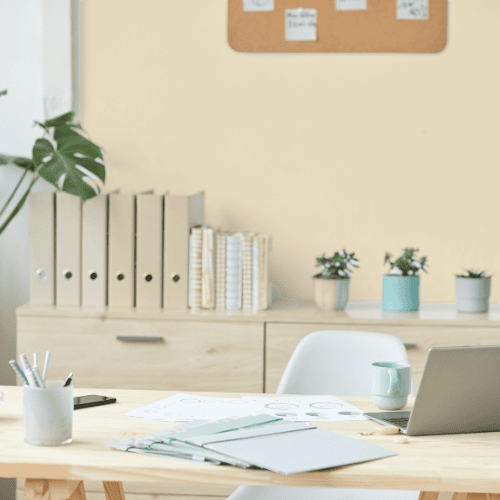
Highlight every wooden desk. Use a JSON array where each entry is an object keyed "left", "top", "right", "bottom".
[{"left": 2, "top": 386, "right": 500, "bottom": 500}]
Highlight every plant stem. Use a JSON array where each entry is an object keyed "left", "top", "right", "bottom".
[
  {"left": 0, "top": 167, "right": 29, "bottom": 218},
  {"left": 0, "top": 174, "right": 40, "bottom": 236},
  {"left": 0, "top": 154, "right": 35, "bottom": 171}
]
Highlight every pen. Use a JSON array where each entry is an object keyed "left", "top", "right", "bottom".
[
  {"left": 24, "top": 367, "right": 39, "bottom": 388},
  {"left": 32, "top": 366, "right": 46, "bottom": 388},
  {"left": 42, "top": 351, "right": 50, "bottom": 382},
  {"left": 9, "top": 360, "right": 29, "bottom": 385},
  {"left": 32, "top": 352, "right": 46, "bottom": 388},
  {"left": 19, "top": 353, "right": 33, "bottom": 374},
  {"left": 62, "top": 372, "right": 73, "bottom": 387},
  {"left": 20, "top": 354, "right": 40, "bottom": 387}
]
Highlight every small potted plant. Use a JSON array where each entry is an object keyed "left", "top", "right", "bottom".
[
  {"left": 455, "top": 269, "right": 492, "bottom": 313},
  {"left": 313, "top": 250, "right": 359, "bottom": 311},
  {"left": 383, "top": 248, "right": 427, "bottom": 312}
]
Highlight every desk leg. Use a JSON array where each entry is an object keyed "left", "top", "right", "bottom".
[
  {"left": 419, "top": 493, "right": 440, "bottom": 500},
  {"left": 102, "top": 482, "right": 126, "bottom": 500},
  {"left": 419, "top": 493, "right": 500, "bottom": 500},
  {"left": 23, "top": 479, "right": 87, "bottom": 500}
]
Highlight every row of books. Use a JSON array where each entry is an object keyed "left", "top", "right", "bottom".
[
  {"left": 29, "top": 190, "right": 204, "bottom": 309},
  {"left": 188, "top": 228, "right": 271, "bottom": 313}
]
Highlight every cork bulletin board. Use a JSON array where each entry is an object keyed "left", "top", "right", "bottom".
[{"left": 228, "top": 0, "right": 447, "bottom": 53}]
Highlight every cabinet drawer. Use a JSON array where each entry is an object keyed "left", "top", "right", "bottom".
[
  {"left": 17, "top": 316, "right": 264, "bottom": 392},
  {"left": 265, "top": 323, "right": 500, "bottom": 392}
]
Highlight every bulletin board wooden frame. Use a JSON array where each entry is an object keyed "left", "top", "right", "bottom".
[{"left": 228, "top": 0, "right": 447, "bottom": 53}]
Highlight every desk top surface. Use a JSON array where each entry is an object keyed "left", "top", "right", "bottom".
[{"left": 1, "top": 386, "right": 500, "bottom": 493}]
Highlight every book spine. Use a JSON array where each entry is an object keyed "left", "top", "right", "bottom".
[
  {"left": 188, "top": 227, "right": 203, "bottom": 309},
  {"left": 215, "top": 233, "right": 227, "bottom": 312},
  {"left": 257, "top": 235, "right": 267, "bottom": 311},
  {"left": 201, "top": 226, "right": 214, "bottom": 310},
  {"left": 225, "top": 233, "right": 244, "bottom": 311},
  {"left": 241, "top": 234, "right": 254, "bottom": 312},
  {"left": 252, "top": 236, "right": 259, "bottom": 313}
]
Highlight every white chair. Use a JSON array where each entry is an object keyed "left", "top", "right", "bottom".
[{"left": 227, "top": 330, "right": 419, "bottom": 500}]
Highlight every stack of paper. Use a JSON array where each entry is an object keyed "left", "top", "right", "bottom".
[
  {"left": 109, "top": 413, "right": 395, "bottom": 475},
  {"left": 125, "top": 393, "right": 368, "bottom": 423}
]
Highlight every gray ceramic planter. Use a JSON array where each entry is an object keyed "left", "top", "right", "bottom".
[
  {"left": 313, "top": 277, "right": 350, "bottom": 311},
  {"left": 455, "top": 276, "right": 491, "bottom": 313}
]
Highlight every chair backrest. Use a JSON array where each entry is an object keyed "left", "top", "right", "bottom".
[{"left": 276, "top": 330, "right": 415, "bottom": 397}]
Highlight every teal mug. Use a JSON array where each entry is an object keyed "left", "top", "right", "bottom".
[{"left": 372, "top": 361, "right": 411, "bottom": 410}]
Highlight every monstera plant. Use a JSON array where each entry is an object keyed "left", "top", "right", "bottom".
[{"left": 0, "top": 89, "right": 106, "bottom": 236}]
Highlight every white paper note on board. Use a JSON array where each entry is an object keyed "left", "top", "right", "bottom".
[
  {"left": 285, "top": 9, "right": 317, "bottom": 41},
  {"left": 396, "top": 0, "right": 428, "bottom": 20},
  {"left": 243, "top": 0, "right": 274, "bottom": 12},
  {"left": 335, "top": 0, "right": 367, "bottom": 11}
]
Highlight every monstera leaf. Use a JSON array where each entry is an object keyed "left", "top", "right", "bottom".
[
  {"left": 32, "top": 116, "right": 105, "bottom": 201},
  {"left": 0, "top": 108, "right": 107, "bottom": 236}
]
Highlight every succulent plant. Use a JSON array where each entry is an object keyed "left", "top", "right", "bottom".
[
  {"left": 384, "top": 248, "right": 427, "bottom": 277},
  {"left": 314, "top": 250, "right": 359, "bottom": 280},
  {"left": 456, "top": 269, "right": 491, "bottom": 279}
]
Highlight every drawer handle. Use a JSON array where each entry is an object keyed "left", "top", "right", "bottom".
[
  {"left": 116, "top": 336, "right": 165, "bottom": 343},
  {"left": 404, "top": 343, "right": 418, "bottom": 350}
]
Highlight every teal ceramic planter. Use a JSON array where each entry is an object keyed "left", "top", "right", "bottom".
[{"left": 382, "top": 275, "right": 420, "bottom": 312}]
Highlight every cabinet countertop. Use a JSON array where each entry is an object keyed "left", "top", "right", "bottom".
[{"left": 16, "top": 301, "right": 500, "bottom": 327}]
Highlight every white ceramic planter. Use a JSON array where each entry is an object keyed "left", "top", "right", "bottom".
[
  {"left": 313, "top": 277, "right": 350, "bottom": 311},
  {"left": 455, "top": 276, "right": 491, "bottom": 313}
]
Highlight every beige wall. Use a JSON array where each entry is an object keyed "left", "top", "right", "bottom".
[{"left": 80, "top": 1, "right": 500, "bottom": 304}]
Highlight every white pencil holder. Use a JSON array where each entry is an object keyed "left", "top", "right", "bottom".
[{"left": 23, "top": 381, "right": 73, "bottom": 446}]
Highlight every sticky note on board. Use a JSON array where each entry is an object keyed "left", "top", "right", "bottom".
[
  {"left": 335, "top": 0, "right": 367, "bottom": 11},
  {"left": 243, "top": 0, "right": 274, "bottom": 12},
  {"left": 397, "top": 0, "right": 428, "bottom": 20},
  {"left": 285, "top": 9, "right": 317, "bottom": 41}
]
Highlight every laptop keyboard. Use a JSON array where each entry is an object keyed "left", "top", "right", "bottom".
[{"left": 384, "top": 417, "right": 410, "bottom": 429}]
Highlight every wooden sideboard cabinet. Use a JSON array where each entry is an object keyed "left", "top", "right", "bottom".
[
  {"left": 16, "top": 301, "right": 500, "bottom": 500},
  {"left": 264, "top": 302, "right": 500, "bottom": 392}
]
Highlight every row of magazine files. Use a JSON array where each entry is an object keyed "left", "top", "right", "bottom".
[{"left": 29, "top": 189, "right": 270, "bottom": 312}]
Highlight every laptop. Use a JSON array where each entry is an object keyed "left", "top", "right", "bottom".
[{"left": 364, "top": 345, "right": 500, "bottom": 436}]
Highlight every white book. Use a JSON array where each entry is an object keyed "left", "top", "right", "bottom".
[
  {"left": 241, "top": 234, "right": 254, "bottom": 312},
  {"left": 256, "top": 234, "right": 271, "bottom": 311},
  {"left": 215, "top": 232, "right": 228, "bottom": 312},
  {"left": 188, "top": 227, "right": 203, "bottom": 310},
  {"left": 252, "top": 236, "right": 259, "bottom": 313},
  {"left": 226, "top": 233, "right": 244, "bottom": 311},
  {"left": 201, "top": 226, "right": 214, "bottom": 310}
]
